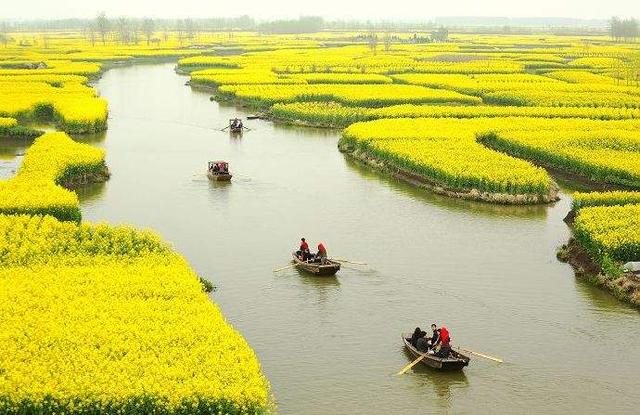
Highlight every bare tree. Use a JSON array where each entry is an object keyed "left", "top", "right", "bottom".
[
  {"left": 177, "top": 20, "right": 185, "bottom": 46},
  {"left": 87, "top": 23, "right": 97, "bottom": 46},
  {"left": 185, "top": 18, "right": 195, "bottom": 43},
  {"left": 0, "top": 23, "right": 10, "bottom": 48},
  {"left": 383, "top": 32, "right": 392, "bottom": 52},
  {"left": 368, "top": 31, "right": 378, "bottom": 54},
  {"left": 42, "top": 33, "right": 49, "bottom": 49},
  {"left": 116, "top": 17, "right": 130, "bottom": 44},
  {"left": 162, "top": 25, "right": 169, "bottom": 42},
  {"left": 143, "top": 18, "right": 156, "bottom": 45},
  {"left": 131, "top": 21, "right": 140, "bottom": 45},
  {"left": 96, "top": 11, "right": 109, "bottom": 45},
  {"left": 610, "top": 17, "right": 639, "bottom": 42}
]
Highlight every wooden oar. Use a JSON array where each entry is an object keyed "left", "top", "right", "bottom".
[
  {"left": 331, "top": 258, "right": 367, "bottom": 266},
  {"left": 273, "top": 263, "right": 295, "bottom": 272},
  {"left": 395, "top": 352, "right": 428, "bottom": 376},
  {"left": 273, "top": 258, "right": 312, "bottom": 272},
  {"left": 457, "top": 347, "right": 503, "bottom": 363}
]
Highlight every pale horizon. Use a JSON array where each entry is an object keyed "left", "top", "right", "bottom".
[{"left": 2, "top": 0, "right": 639, "bottom": 21}]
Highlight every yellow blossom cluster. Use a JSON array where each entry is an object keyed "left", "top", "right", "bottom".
[
  {"left": 0, "top": 215, "right": 270, "bottom": 414},
  {"left": 0, "top": 132, "right": 107, "bottom": 221},
  {"left": 574, "top": 204, "right": 640, "bottom": 263}
]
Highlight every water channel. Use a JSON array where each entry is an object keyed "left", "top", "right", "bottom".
[{"left": 75, "top": 62, "right": 639, "bottom": 414}]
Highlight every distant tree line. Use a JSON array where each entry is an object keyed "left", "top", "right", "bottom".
[
  {"left": 609, "top": 17, "right": 639, "bottom": 42},
  {"left": 0, "top": 15, "right": 440, "bottom": 35},
  {"left": 2, "top": 14, "right": 639, "bottom": 41}
]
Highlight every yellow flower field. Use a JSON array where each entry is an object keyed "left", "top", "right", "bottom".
[
  {"left": 341, "top": 117, "right": 640, "bottom": 200},
  {"left": 0, "top": 132, "right": 107, "bottom": 221},
  {"left": 574, "top": 204, "right": 640, "bottom": 263},
  {"left": 0, "top": 215, "right": 270, "bottom": 414},
  {"left": 218, "top": 83, "right": 482, "bottom": 106},
  {"left": 2, "top": 27, "right": 640, "bottom": 409},
  {"left": 341, "top": 117, "right": 556, "bottom": 202},
  {"left": 572, "top": 191, "right": 640, "bottom": 210}
]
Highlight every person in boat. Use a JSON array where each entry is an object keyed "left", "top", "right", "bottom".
[
  {"left": 316, "top": 242, "right": 328, "bottom": 264},
  {"left": 411, "top": 327, "right": 429, "bottom": 351},
  {"left": 297, "top": 238, "right": 310, "bottom": 261},
  {"left": 231, "top": 118, "right": 243, "bottom": 129},
  {"left": 427, "top": 324, "right": 440, "bottom": 350},
  {"left": 431, "top": 325, "right": 452, "bottom": 358},
  {"left": 219, "top": 162, "right": 228, "bottom": 174}
]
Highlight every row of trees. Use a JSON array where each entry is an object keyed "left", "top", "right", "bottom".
[
  {"left": 363, "top": 27, "right": 449, "bottom": 54},
  {"left": 609, "top": 17, "right": 639, "bottom": 42},
  {"left": 90, "top": 13, "right": 176, "bottom": 45},
  {"left": 86, "top": 14, "right": 331, "bottom": 45},
  {"left": 0, "top": 15, "right": 461, "bottom": 38}
]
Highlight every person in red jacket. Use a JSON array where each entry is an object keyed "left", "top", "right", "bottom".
[
  {"left": 297, "top": 238, "right": 310, "bottom": 261},
  {"left": 433, "top": 326, "right": 451, "bottom": 358},
  {"left": 316, "top": 242, "right": 328, "bottom": 264}
]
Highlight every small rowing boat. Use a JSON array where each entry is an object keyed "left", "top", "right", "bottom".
[
  {"left": 401, "top": 333, "right": 470, "bottom": 371},
  {"left": 291, "top": 253, "right": 340, "bottom": 276},
  {"left": 207, "top": 161, "right": 232, "bottom": 181},
  {"left": 229, "top": 118, "right": 244, "bottom": 133}
]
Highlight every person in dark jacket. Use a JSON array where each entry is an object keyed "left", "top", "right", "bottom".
[
  {"left": 429, "top": 324, "right": 440, "bottom": 349},
  {"left": 410, "top": 327, "right": 426, "bottom": 348}
]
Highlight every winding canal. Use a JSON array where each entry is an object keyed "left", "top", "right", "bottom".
[{"left": 78, "top": 62, "right": 640, "bottom": 414}]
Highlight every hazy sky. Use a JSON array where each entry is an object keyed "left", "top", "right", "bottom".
[{"left": 4, "top": 0, "right": 640, "bottom": 20}]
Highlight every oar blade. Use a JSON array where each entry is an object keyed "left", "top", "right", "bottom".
[
  {"left": 273, "top": 263, "right": 295, "bottom": 272},
  {"left": 458, "top": 347, "right": 503, "bottom": 363},
  {"left": 395, "top": 353, "right": 427, "bottom": 376}
]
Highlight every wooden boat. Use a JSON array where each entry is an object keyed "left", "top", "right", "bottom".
[
  {"left": 401, "top": 333, "right": 470, "bottom": 371},
  {"left": 207, "top": 161, "right": 232, "bottom": 181},
  {"left": 229, "top": 118, "right": 244, "bottom": 133},
  {"left": 208, "top": 171, "right": 232, "bottom": 181},
  {"left": 291, "top": 253, "right": 341, "bottom": 276}
]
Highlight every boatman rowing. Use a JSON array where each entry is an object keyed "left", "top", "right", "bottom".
[
  {"left": 297, "top": 238, "right": 310, "bottom": 261},
  {"left": 316, "top": 242, "right": 328, "bottom": 264}
]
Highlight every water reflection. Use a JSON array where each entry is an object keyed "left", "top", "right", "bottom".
[
  {"left": 75, "top": 182, "right": 107, "bottom": 205},
  {"left": 0, "top": 137, "right": 32, "bottom": 179},
  {"left": 402, "top": 348, "right": 470, "bottom": 409},
  {"left": 294, "top": 269, "right": 341, "bottom": 288},
  {"left": 573, "top": 275, "right": 639, "bottom": 315},
  {"left": 73, "top": 131, "right": 107, "bottom": 145},
  {"left": 0, "top": 136, "right": 34, "bottom": 155}
]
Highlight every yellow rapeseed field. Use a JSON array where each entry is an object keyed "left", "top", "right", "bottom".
[
  {"left": 2, "top": 28, "right": 640, "bottom": 409},
  {"left": 0, "top": 215, "right": 270, "bottom": 414}
]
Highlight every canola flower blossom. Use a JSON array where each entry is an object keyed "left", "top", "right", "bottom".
[
  {"left": 0, "top": 132, "right": 107, "bottom": 221},
  {"left": 571, "top": 191, "right": 640, "bottom": 210},
  {"left": 0, "top": 215, "right": 271, "bottom": 414},
  {"left": 574, "top": 204, "right": 640, "bottom": 263},
  {"left": 341, "top": 117, "right": 640, "bottom": 202},
  {"left": 218, "top": 83, "right": 482, "bottom": 106}
]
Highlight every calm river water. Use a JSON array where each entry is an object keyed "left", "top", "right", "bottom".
[{"left": 77, "top": 63, "right": 639, "bottom": 414}]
